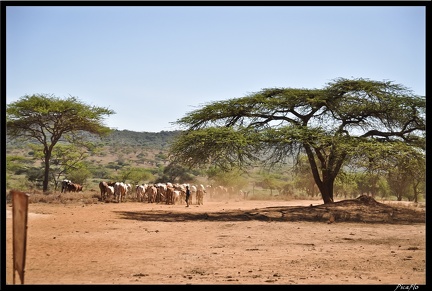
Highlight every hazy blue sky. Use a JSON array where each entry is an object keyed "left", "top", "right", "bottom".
[{"left": 6, "top": 4, "right": 426, "bottom": 133}]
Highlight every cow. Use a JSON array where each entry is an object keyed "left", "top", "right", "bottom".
[
  {"left": 61, "top": 180, "right": 83, "bottom": 193},
  {"left": 99, "top": 181, "right": 116, "bottom": 201},
  {"left": 173, "top": 183, "right": 187, "bottom": 205},
  {"left": 113, "top": 182, "right": 128, "bottom": 203},
  {"left": 198, "top": 184, "right": 206, "bottom": 192},
  {"left": 173, "top": 190, "right": 182, "bottom": 205},
  {"left": 189, "top": 185, "right": 197, "bottom": 205},
  {"left": 136, "top": 184, "right": 148, "bottom": 202},
  {"left": 165, "top": 186, "right": 175, "bottom": 205},
  {"left": 240, "top": 190, "right": 250, "bottom": 199},
  {"left": 165, "top": 185, "right": 182, "bottom": 205},
  {"left": 99, "top": 181, "right": 109, "bottom": 200},
  {"left": 125, "top": 183, "right": 132, "bottom": 199},
  {"left": 196, "top": 189, "right": 204, "bottom": 205},
  {"left": 61, "top": 179, "right": 72, "bottom": 193},
  {"left": 106, "top": 186, "right": 115, "bottom": 199},
  {"left": 145, "top": 185, "right": 157, "bottom": 203},
  {"left": 66, "top": 182, "right": 83, "bottom": 192}
]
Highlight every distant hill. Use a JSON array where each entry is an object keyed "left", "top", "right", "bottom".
[
  {"left": 6, "top": 129, "right": 184, "bottom": 187},
  {"left": 6, "top": 129, "right": 183, "bottom": 150},
  {"left": 99, "top": 129, "right": 182, "bottom": 149}
]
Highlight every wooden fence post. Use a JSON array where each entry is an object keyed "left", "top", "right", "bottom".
[{"left": 11, "top": 190, "right": 30, "bottom": 285}]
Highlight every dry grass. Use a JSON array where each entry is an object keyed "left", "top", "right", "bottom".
[{"left": 6, "top": 189, "right": 100, "bottom": 205}]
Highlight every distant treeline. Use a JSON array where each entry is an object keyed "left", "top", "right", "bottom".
[{"left": 99, "top": 129, "right": 182, "bottom": 148}]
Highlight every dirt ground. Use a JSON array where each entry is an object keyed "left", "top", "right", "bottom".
[{"left": 5, "top": 197, "right": 426, "bottom": 285}]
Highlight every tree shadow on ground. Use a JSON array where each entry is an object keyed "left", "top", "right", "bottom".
[{"left": 114, "top": 195, "right": 425, "bottom": 225}]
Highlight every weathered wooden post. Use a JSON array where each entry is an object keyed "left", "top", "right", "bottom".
[{"left": 11, "top": 190, "right": 29, "bottom": 285}]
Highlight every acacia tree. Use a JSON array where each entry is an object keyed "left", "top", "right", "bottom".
[
  {"left": 169, "top": 78, "right": 425, "bottom": 204},
  {"left": 6, "top": 94, "right": 115, "bottom": 192}
]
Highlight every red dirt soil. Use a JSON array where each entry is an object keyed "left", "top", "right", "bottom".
[{"left": 5, "top": 197, "right": 426, "bottom": 285}]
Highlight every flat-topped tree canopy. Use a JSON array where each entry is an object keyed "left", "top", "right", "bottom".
[
  {"left": 169, "top": 77, "right": 425, "bottom": 204},
  {"left": 6, "top": 94, "right": 116, "bottom": 192}
]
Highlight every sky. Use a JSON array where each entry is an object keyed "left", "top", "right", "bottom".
[{"left": 5, "top": 4, "right": 426, "bottom": 133}]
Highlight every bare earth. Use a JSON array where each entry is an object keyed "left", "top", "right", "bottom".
[{"left": 5, "top": 197, "right": 426, "bottom": 285}]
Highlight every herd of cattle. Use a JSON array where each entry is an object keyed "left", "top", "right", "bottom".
[
  {"left": 61, "top": 179, "right": 249, "bottom": 205},
  {"left": 98, "top": 181, "right": 206, "bottom": 205}
]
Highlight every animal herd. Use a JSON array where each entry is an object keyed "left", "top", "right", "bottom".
[
  {"left": 99, "top": 181, "right": 206, "bottom": 205},
  {"left": 60, "top": 179, "right": 249, "bottom": 205}
]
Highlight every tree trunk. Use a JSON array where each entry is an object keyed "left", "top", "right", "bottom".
[
  {"left": 412, "top": 182, "right": 419, "bottom": 203},
  {"left": 318, "top": 181, "right": 334, "bottom": 204},
  {"left": 303, "top": 145, "right": 335, "bottom": 204},
  {"left": 43, "top": 149, "right": 51, "bottom": 192}
]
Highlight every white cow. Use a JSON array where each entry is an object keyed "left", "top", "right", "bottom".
[
  {"left": 114, "top": 182, "right": 128, "bottom": 203},
  {"left": 106, "top": 186, "right": 115, "bottom": 199},
  {"left": 189, "top": 185, "right": 197, "bottom": 205},
  {"left": 173, "top": 190, "right": 182, "bottom": 205},
  {"left": 136, "top": 184, "right": 148, "bottom": 202},
  {"left": 196, "top": 184, "right": 206, "bottom": 205}
]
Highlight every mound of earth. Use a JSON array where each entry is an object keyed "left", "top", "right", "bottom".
[{"left": 246, "top": 195, "right": 425, "bottom": 224}]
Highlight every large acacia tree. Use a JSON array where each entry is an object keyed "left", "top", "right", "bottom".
[
  {"left": 6, "top": 94, "right": 115, "bottom": 192},
  {"left": 169, "top": 78, "right": 425, "bottom": 204}
]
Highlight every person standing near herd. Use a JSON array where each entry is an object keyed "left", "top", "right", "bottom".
[{"left": 185, "top": 185, "right": 190, "bottom": 207}]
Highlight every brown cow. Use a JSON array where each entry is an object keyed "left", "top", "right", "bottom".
[
  {"left": 99, "top": 181, "right": 109, "bottom": 200},
  {"left": 146, "top": 185, "right": 157, "bottom": 203},
  {"left": 66, "top": 182, "right": 83, "bottom": 192},
  {"left": 99, "top": 181, "right": 116, "bottom": 201},
  {"left": 165, "top": 186, "right": 175, "bottom": 205}
]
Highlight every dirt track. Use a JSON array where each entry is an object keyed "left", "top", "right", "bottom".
[{"left": 5, "top": 199, "right": 426, "bottom": 285}]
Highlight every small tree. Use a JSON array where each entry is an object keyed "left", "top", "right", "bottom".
[
  {"left": 407, "top": 157, "right": 426, "bottom": 203},
  {"left": 384, "top": 146, "right": 425, "bottom": 202},
  {"left": 258, "top": 173, "right": 283, "bottom": 196},
  {"left": 206, "top": 166, "right": 243, "bottom": 188},
  {"left": 157, "top": 162, "right": 196, "bottom": 183},
  {"left": 6, "top": 94, "right": 115, "bottom": 192},
  {"left": 293, "top": 155, "right": 320, "bottom": 197},
  {"left": 353, "top": 139, "right": 425, "bottom": 202},
  {"left": 67, "top": 167, "right": 92, "bottom": 187},
  {"left": 29, "top": 142, "right": 94, "bottom": 191},
  {"left": 117, "top": 167, "right": 154, "bottom": 185}
]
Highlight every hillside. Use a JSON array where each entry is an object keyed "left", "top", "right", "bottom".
[
  {"left": 6, "top": 129, "right": 182, "bottom": 149},
  {"left": 6, "top": 129, "right": 185, "bottom": 191},
  {"left": 101, "top": 129, "right": 181, "bottom": 148}
]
